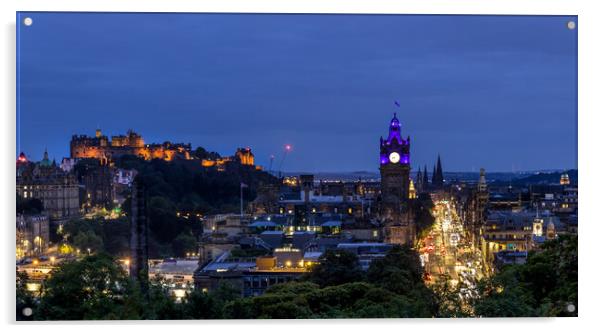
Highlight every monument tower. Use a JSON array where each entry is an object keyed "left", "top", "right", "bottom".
[
  {"left": 379, "top": 112, "right": 411, "bottom": 209},
  {"left": 379, "top": 112, "right": 414, "bottom": 245},
  {"left": 130, "top": 178, "right": 149, "bottom": 294}
]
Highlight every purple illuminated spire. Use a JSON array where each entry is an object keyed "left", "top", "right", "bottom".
[
  {"left": 387, "top": 112, "right": 402, "bottom": 144},
  {"left": 380, "top": 112, "right": 410, "bottom": 166}
]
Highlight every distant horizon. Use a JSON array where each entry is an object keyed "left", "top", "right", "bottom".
[
  {"left": 18, "top": 126, "right": 577, "bottom": 175},
  {"left": 282, "top": 168, "right": 577, "bottom": 175},
  {"left": 19, "top": 143, "right": 576, "bottom": 175},
  {"left": 17, "top": 13, "right": 577, "bottom": 172}
]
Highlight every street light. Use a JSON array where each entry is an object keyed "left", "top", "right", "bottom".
[{"left": 87, "top": 248, "right": 91, "bottom": 255}]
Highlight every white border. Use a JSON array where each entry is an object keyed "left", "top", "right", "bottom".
[{"left": 2, "top": 1, "right": 601, "bottom": 332}]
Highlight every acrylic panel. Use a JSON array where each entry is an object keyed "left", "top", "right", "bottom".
[{"left": 15, "top": 12, "right": 577, "bottom": 320}]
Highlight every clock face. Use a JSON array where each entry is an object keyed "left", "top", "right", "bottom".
[{"left": 389, "top": 152, "right": 400, "bottom": 164}]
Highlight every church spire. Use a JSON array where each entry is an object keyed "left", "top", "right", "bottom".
[{"left": 433, "top": 154, "right": 444, "bottom": 188}]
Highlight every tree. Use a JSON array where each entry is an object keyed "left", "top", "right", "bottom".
[
  {"left": 139, "top": 283, "right": 183, "bottom": 320},
  {"left": 181, "top": 282, "right": 241, "bottom": 319},
  {"left": 36, "top": 254, "right": 138, "bottom": 320},
  {"left": 62, "top": 217, "right": 129, "bottom": 257},
  {"left": 367, "top": 245, "right": 424, "bottom": 291},
  {"left": 223, "top": 281, "right": 436, "bottom": 319},
  {"left": 16, "top": 271, "right": 36, "bottom": 321},
  {"left": 72, "top": 230, "right": 104, "bottom": 254},
  {"left": 472, "top": 268, "right": 536, "bottom": 317},
  {"left": 366, "top": 245, "right": 438, "bottom": 315},
  {"left": 171, "top": 232, "right": 198, "bottom": 258},
  {"left": 148, "top": 196, "right": 179, "bottom": 243},
  {"left": 306, "top": 249, "right": 365, "bottom": 287},
  {"left": 473, "top": 235, "right": 577, "bottom": 317},
  {"left": 192, "top": 147, "right": 221, "bottom": 160}
]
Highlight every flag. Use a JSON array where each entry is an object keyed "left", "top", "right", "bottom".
[
  {"left": 394, "top": 100, "right": 400, "bottom": 107},
  {"left": 241, "top": 182, "right": 248, "bottom": 188}
]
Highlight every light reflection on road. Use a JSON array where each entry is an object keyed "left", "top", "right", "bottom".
[{"left": 418, "top": 198, "right": 486, "bottom": 304}]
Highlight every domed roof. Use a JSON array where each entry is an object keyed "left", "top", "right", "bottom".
[{"left": 39, "top": 149, "right": 52, "bottom": 167}]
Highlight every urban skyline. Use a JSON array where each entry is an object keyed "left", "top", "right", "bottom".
[{"left": 17, "top": 13, "right": 577, "bottom": 172}]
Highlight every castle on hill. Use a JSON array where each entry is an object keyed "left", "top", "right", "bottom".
[{"left": 70, "top": 129, "right": 192, "bottom": 162}]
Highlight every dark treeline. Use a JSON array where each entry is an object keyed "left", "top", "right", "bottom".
[
  {"left": 116, "top": 155, "right": 278, "bottom": 257},
  {"left": 62, "top": 155, "right": 280, "bottom": 258},
  {"left": 472, "top": 235, "right": 577, "bottom": 317},
  {"left": 16, "top": 236, "right": 578, "bottom": 320},
  {"left": 115, "top": 155, "right": 278, "bottom": 215}
]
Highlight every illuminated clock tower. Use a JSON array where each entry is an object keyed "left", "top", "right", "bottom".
[
  {"left": 379, "top": 113, "right": 414, "bottom": 245},
  {"left": 379, "top": 113, "right": 411, "bottom": 206}
]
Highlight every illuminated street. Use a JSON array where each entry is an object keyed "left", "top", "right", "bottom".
[{"left": 419, "top": 198, "right": 486, "bottom": 303}]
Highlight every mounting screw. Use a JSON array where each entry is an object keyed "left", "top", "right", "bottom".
[{"left": 567, "top": 21, "right": 576, "bottom": 30}]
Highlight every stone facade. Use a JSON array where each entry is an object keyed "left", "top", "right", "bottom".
[
  {"left": 17, "top": 153, "right": 80, "bottom": 220},
  {"left": 16, "top": 214, "right": 50, "bottom": 258},
  {"left": 70, "top": 129, "right": 191, "bottom": 161},
  {"left": 378, "top": 113, "right": 415, "bottom": 245}
]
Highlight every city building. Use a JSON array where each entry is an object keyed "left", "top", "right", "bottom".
[
  {"left": 461, "top": 168, "right": 489, "bottom": 251},
  {"left": 201, "top": 147, "right": 263, "bottom": 171},
  {"left": 560, "top": 173, "right": 570, "bottom": 185},
  {"left": 336, "top": 242, "right": 393, "bottom": 270},
  {"left": 16, "top": 214, "right": 50, "bottom": 259},
  {"left": 70, "top": 129, "right": 192, "bottom": 161},
  {"left": 148, "top": 259, "right": 198, "bottom": 302},
  {"left": 272, "top": 174, "right": 366, "bottom": 228},
  {"left": 235, "top": 147, "right": 255, "bottom": 166},
  {"left": 60, "top": 157, "right": 79, "bottom": 173},
  {"left": 193, "top": 251, "right": 306, "bottom": 297},
  {"left": 378, "top": 113, "right": 414, "bottom": 245},
  {"left": 481, "top": 210, "right": 560, "bottom": 267},
  {"left": 75, "top": 158, "right": 115, "bottom": 210},
  {"left": 16, "top": 151, "right": 80, "bottom": 220}
]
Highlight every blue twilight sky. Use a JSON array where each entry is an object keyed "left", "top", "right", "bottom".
[{"left": 16, "top": 13, "right": 577, "bottom": 173}]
